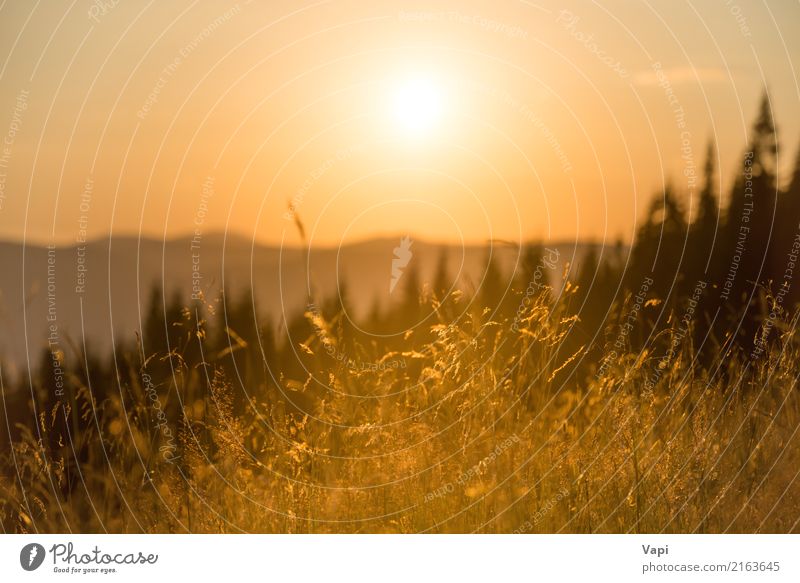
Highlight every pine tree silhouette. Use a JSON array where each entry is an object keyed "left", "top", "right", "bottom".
[
  {"left": 689, "top": 141, "right": 721, "bottom": 284},
  {"left": 143, "top": 284, "right": 167, "bottom": 358},
  {"left": 627, "top": 185, "right": 687, "bottom": 304},
  {"left": 685, "top": 141, "right": 721, "bottom": 358},
  {"left": 722, "top": 92, "right": 779, "bottom": 344},
  {"left": 516, "top": 244, "right": 545, "bottom": 292},
  {"left": 399, "top": 260, "right": 422, "bottom": 332},
  {"left": 432, "top": 246, "right": 451, "bottom": 300},
  {"left": 479, "top": 248, "right": 506, "bottom": 317}
]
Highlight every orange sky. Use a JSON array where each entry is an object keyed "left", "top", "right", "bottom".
[{"left": 0, "top": 0, "right": 799, "bottom": 248}]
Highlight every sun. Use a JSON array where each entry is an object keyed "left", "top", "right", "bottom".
[{"left": 389, "top": 76, "right": 445, "bottom": 138}]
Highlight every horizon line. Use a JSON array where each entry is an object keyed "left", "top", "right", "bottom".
[{"left": 0, "top": 231, "right": 629, "bottom": 250}]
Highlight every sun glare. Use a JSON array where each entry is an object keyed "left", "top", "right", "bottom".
[{"left": 390, "top": 77, "right": 444, "bottom": 138}]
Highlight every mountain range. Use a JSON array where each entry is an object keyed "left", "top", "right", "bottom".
[{"left": 0, "top": 234, "right": 613, "bottom": 372}]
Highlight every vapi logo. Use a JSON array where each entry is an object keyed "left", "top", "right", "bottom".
[
  {"left": 389, "top": 236, "right": 413, "bottom": 294},
  {"left": 20, "top": 543, "right": 46, "bottom": 571}
]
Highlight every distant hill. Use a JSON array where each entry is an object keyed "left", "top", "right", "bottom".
[{"left": 0, "top": 234, "right": 621, "bottom": 371}]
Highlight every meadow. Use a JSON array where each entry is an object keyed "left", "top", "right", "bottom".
[
  {"left": 1, "top": 276, "right": 798, "bottom": 533},
  {"left": 2, "top": 95, "right": 799, "bottom": 533}
]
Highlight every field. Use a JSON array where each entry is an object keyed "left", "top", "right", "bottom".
[{"left": 2, "top": 283, "right": 798, "bottom": 533}]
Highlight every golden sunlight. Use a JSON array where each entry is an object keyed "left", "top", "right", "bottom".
[
  {"left": 388, "top": 75, "right": 445, "bottom": 138},
  {"left": 3, "top": 0, "right": 800, "bottom": 553}
]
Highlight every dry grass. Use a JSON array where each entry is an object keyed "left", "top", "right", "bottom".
[{"left": 2, "top": 287, "right": 799, "bottom": 533}]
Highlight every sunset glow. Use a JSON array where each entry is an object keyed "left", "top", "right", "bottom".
[
  {"left": 0, "top": 1, "right": 796, "bottom": 247},
  {"left": 2, "top": 0, "right": 800, "bottom": 559},
  {"left": 389, "top": 76, "right": 445, "bottom": 138}
]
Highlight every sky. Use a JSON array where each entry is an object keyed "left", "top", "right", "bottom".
[{"left": 0, "top": 0, "right": 799, "bottom": 248}]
